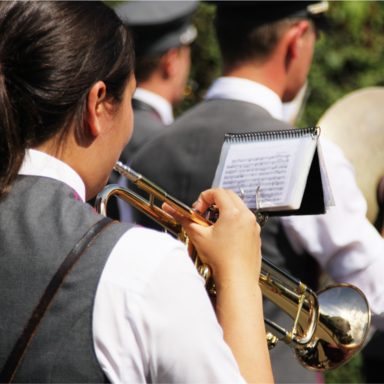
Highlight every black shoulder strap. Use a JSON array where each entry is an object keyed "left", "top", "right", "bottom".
[{"left": 0, "top": 217, "right": 116, "bottom": 384}]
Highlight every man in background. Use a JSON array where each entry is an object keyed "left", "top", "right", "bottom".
[
  {"left": 116, "top": 1, "right": 197, "bottom": 165},
  {"left": 130, "top": 2, "right": 384, "bottom": 382}
]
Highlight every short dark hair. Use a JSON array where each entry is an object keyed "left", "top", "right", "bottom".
[
  {"left": 216, "top": 18, "right": 312, "bottom": 71},
  {"left": 135, "top": 53, "right": 164, "bottom": 84},
  {"left": 0, "top": 1, "right": 135, "bottom": 200}
]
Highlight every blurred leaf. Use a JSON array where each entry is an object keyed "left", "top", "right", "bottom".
[
  {"left": 103, "top": 1, "right": 124, "bottom": 8},
  {"left": 174, "top": 2, "right": 221, "bottom": 117},
  {"left": 299, "top": 1, "right": 384, "bottom": 127},
  {"left": 324, "top": 353, "right": 365, "bottom": 383}
]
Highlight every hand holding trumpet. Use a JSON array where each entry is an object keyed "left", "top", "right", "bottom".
[
  {"left": 163, "top": 187, "right": 274, "bottom": 384},
  {"left": 163, "top": 188, "right": 261, "bottom": 289},
  {"left": 101, "top": 163, "right": 370, "bottom": 375}
]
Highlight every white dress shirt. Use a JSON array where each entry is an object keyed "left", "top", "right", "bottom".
[
  {"left": 206, "top": 77, "right": 384, "bottom": 325},
  {"left": 133, "top": 87, "right": 174, "bottom": 126},
  {"left": 19, "top": 149, "right": 246, "bottom": 384}
]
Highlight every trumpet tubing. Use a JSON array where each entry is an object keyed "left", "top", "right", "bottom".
[{"left": 95, "top": 161, "right": 371, "bottom": 372}]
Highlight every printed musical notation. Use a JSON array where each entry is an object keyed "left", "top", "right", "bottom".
[
  {"left": 212, "top": 127, "right": 328, "bottom": 214},
  {"left": 218, "top": 140, "right": 299, "bottom": 209}
]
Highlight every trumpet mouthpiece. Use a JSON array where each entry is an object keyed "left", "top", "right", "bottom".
[{"left": 114, "top": 161, "right": 140, "bottom": 183}]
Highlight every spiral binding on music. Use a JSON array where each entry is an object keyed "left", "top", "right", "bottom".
[{"left": 224, "top": 126, "right": 320, "bottom": 143}]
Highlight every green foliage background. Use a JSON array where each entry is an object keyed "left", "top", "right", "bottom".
[
  {"left": 300, "top": 1, "right": 384, "bottom": 127},
  {"left": 108, "top": 1, "right": 384, "bottom": 382}
]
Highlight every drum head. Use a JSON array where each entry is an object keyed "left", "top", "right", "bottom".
[{"left": 318, "top": 87, "right": 384, "bottom": 223}]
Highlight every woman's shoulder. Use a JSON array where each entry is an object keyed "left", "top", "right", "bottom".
[{"left": 100, "top": 226, "right": 193, "bottom": 293}]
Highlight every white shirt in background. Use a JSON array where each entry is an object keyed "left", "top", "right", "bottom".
[
  {"left": 206, "top": 77, "right": 384, "bottom": 326},
  {"left": 133, "top": 87, "right": 174, "bottom": 126}
]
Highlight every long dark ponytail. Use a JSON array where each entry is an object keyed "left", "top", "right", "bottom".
[{"left": 0, "top": 1, "right": 134, "bottom": 199}]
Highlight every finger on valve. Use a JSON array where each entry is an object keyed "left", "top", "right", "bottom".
[{"left": 163, "top": 188, "right": 262, "bottom": 283}]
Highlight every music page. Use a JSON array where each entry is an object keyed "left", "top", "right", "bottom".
[{"left": 214, "top": 140, "right": 301, "bottom": 210}]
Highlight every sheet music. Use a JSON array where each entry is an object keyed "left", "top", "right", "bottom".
[{"left": 218, "top": 140, "right": 300, "bottom": 209}]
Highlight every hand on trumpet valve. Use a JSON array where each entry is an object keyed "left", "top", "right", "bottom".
[{"left": 162, "top": 188, "right": 262, "bottom": 289}]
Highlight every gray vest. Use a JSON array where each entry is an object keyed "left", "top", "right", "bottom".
[
  {"left": 131, "top": 99, "right": 320, "bottom": 383},
  {"left": 106, "top": 100, "right": 165, "bottom": 220},
  {"left": 119, "top": 99, "right": 165, "bottom": 167},
  {"left": 0, "top": 176, "right": 132, "bottom": 383}
]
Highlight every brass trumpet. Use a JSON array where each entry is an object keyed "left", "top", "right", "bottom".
[{"left": 95, "top": 161, "right": 371, "bottom": 372}]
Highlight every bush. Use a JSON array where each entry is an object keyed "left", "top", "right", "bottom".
[{"left": 300, "top": 1, "right": 384, "bottom": 127}]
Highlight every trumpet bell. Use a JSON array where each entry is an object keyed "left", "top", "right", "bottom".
[{"left": 294, "top": 284, "right": 371, "bottom": 371}]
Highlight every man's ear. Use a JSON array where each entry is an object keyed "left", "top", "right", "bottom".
[
  {"left": 86, "top": 81, "right": 108, "bottom": 137},
  {"left": 162, "top": 47, "right": 181, "bottom": 78},
  {"left": 285, "top": 20, "right": 311, "bottom": 64}
]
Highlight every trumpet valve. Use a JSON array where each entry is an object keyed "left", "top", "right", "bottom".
[
  {"left": 266, "top": 332, "right": 279, "bottom": 350},
  {"left": 198, "top": 264, "right": 211, "bottom": 283}
]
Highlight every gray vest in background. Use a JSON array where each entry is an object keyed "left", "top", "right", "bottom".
[
  {"left": 106, "top": 99, "right": 165, "bottom": 220},
  {"left": 131, "top": 99, "right": 320, "bottom": 383},
  {"left": 0, "top": 176, "right": 132, "bottom": 383},
  {"left": 119, "top": 99, "right": 165, "bottom": 167}
]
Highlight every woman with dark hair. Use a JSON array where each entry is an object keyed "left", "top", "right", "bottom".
[{"left": 0, "top": 2, "right": 273, "bottom": 383}]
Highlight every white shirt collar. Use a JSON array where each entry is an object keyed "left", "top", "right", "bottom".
[
  {"left": 133, "top": 88, "right": 174, "bottom": 126},
  {"left": 205, "top": 77, "right": 284, "bottom": 121},
  {"left": 18, "top": 149, "right": 86, "bottom": 202}
]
